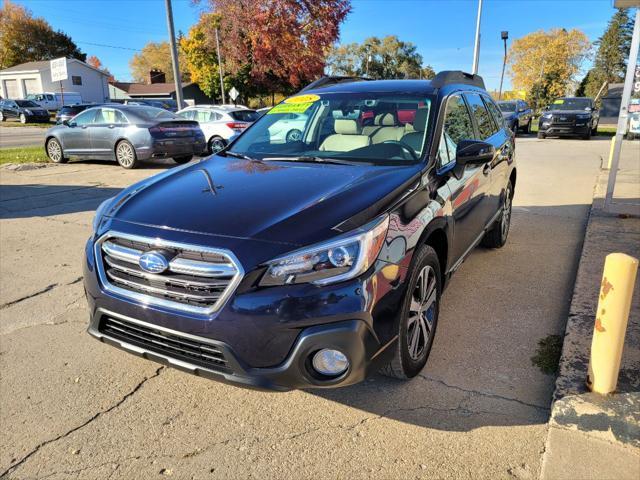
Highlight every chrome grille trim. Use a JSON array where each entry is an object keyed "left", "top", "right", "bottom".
[{"left": 95, "top": 231, "right": 244, "bottom": 315}]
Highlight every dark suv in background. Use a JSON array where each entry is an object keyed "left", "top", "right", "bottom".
[
  {"left": 538, "top": 97, "right": 599, "bottom": 139},
  {"left": 497, "top": 100, "right": 533, "bottom": 134},
  {"left": 84, "top": 71, "right": 517, "bottom": 390}
]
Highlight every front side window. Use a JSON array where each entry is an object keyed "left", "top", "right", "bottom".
[
  {"left": 47, "top": 94, "right": 54, "bottom": 100},
  {"left": 230, "top": 93, "right": 434, "bottom": 164},
  {"left": 16, "top": 100, "right": 39, "bottom": 108},
  {"left": 177, "top": 110, "right": 196, "bottom": 120},
  {"left": 72, "top": 109, "right": 97, "bottom": 126},
  {"left": 437, "top": 94, "right": 475, "bottom": 167},
  {"left": 95, "top": 108, "right": 127, "bottom": 124},
  {"left": 466, "top": 93, "right": 497, "bottom": 140},
  {"left": 195, "top": 109, "right": 215, "bottom": 123}
]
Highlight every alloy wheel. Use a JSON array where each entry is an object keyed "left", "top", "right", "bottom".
[
  {"left": 210, "top": 138, "right": 226, "bottom": 153},
  {"left": 501, "top": 185, "right": 512, "bottom": 239},
  {"left": 407, "top": 265, "right": 437, "bottom": 361},
  {"left": 47, "top": 139, "right": 62, "bottom": 162},
  {"left": 116, "top": 142, "right": 135, "bottom": 167}
]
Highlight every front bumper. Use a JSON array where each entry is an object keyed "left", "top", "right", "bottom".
[
  {"left": 538, "top": 121, "right": 590, "bottom": 136},
  {"left": 87, "top": 308, "right": 382, "bottom": 391}
]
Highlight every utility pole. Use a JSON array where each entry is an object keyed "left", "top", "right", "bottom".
[
  {"left": 215, "top": 27, "right": 226, "bottom": 104},
  {"left": 498, "top": 31, "right": 508, "bottom": 100},
  {"left": 471, "top": 0, "right": 483, "bottom": 74},
  {"left": 164, "top": 0, "right": 184, "bottom": 109}
]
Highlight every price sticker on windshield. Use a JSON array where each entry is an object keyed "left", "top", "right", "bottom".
[
  {"left": 553, "top": 99, "right": 565, "bottom": 104},
  {"left": 284, "top": 94, "right": 320, "bottom": 104},
  {"left": 268, "top": 102, "right": 314, "bottom": 114}
]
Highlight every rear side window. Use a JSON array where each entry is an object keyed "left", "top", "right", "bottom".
[
  {"left": 483, "top": 96, "right": 505, "bottom": 130},
  {"left": 229, "top": 110, "right": 259, "bottom": 122},
  {"left": 177, "top": 110, "right": 196, "bottom": 120},
  {"left": 195, "top": 109, "right": 216, "bottom": 122},
  {"left": 465, "top": 93, "right": 497, "bottom": 139},
  {"left": 437, "top": 94, "right": 475, "bottom": 168}
]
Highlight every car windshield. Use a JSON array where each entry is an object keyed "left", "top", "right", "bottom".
[
  {"left": 498, "top": 102, "right": 517, "bottom": 112},
  {"left": 228, "top": 92, "right": 433, "bottom": 164},
  {"left": 131, "top": 106, "right": 178, "bottom": 120},
  {"left": 16, "top": 100, "right": 39, "bottom": 107},
  {"left": 551, "top": 98, "right": 592, "bottom": 111},
  {"left": 229, "top": 110, "right": 259, "bottom": 122}
]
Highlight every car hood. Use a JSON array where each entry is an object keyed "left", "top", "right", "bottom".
[
  {"left": 545, "top": 109, "right": 591, "bottom": 115},
  {"left": 107, "top": 156, "right": 421, "bottom": 247}
]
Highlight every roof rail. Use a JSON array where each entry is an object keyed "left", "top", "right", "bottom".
[
  {"left": 299, "top": 76, "right": 370, "bottom": 92},
  {"left": 430, "top": 71, "right": 485, "bottom": 90}
]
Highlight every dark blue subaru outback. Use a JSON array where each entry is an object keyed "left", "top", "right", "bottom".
[{"left": 84, "top": 71, "right": 516, "bottom": 390}]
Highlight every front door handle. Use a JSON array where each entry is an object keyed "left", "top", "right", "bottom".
[
  {"left": 108, "top": 125, "right": 115, "bottom": 129},
  {"left": 482, "top": 163, "right": 491, "bottom": 175}
]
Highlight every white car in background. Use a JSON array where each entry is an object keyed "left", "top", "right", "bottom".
[
  {"left": 267, "top": 112, "right": 308, "bottom": 143},
  {"left": 176, "top": 105, "right": 260, "bottom": 153}
]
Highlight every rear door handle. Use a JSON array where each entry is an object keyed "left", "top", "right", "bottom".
[{"left": 482, "top": 163, "right": 491, "bottom": 175}]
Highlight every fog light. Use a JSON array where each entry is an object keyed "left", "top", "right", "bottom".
[{"left": 311, "top": 349, "right": 349, "bottom": 376}]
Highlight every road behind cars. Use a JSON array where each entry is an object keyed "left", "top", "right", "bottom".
[
  {"left": 0, "top": 126, "right": 48, "bottom": 148},
  {"left": 0, "top": 137, "right": 611, "bottom": 479}
]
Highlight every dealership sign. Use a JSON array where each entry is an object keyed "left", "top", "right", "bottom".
[{"left": 50, "top": 57, "right": 68, "bottom": 82}]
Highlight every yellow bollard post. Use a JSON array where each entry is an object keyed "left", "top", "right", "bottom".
[
  {"left": 606, "top": 137, "right": 616, "bottom": 170},
  {"left": 587, "top": 253, "right": 638, "bottom": 394}
]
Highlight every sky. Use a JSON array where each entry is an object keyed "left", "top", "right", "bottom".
[{"left": 16, "top": 0, "right": 624, "bottom": 91}]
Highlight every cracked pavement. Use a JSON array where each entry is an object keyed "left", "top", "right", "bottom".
[{"left": 0, "top": 138, "right": 606, "bottom": 479}]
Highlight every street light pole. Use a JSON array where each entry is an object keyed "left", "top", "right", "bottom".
[
  {"left": 214, "top": 27, "right": 226, "bottom": 104},
  {"left": 498, "top": 31, "right": 508, "bottom": 100},
  {"left": 471, "top": 0, "right": 483, "bottom": 74},
  {"left": 164, "top": 0, "right": 184, "bottom": 109}
]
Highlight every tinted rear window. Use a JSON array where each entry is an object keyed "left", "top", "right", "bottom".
[{"left": 229, "top": 110, "right": 259, "bottom": 122}]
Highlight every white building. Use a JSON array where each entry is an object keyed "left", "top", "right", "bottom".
[{"left": 0, "top": 58, "right": 110, "bottom": 103}]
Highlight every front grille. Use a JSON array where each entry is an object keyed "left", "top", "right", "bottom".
[
  {"left": 552, "top": 114, "right": 575, "bottom": 125},
  {"left": 96, "top": 232, "right": 243, "bottom": 315},
  {"left": 100, "top": 315, "right": 229, "bottom": 371}
]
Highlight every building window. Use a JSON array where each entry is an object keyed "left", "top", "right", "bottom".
[{"left": 72, "top": 76, "right": 82, "bottom": 86}]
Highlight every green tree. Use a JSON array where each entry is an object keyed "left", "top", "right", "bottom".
[
  {"left": 326, "top": 35, "right": 434, "bottom": 79},
  {"left": 0, "top": 0, "right": 85, "bottom": 69},
  {"left": 129, "top": 41, "right": 189, "bottom": 83},
  {"left": 579, "top": 9, "right": 635, "bottom": 100}
]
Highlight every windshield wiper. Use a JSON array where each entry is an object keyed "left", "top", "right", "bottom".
[
  {"left": 221, "top": 150, "right": 254, "bottom": 161},
  {"left": 262, "top": 156, "right": 366, "bottom": 166}
]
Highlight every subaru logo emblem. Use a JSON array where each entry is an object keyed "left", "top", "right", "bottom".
[{"left": 139, "top": 251, "right": 169, "bottom": 274}]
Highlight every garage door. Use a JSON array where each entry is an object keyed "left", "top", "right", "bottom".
[
  {"left": 23, "top": 78, "right": 39, "bottom": 95},
  {"left": 3, "top": 79, "right": 19, "bottom": 98}
]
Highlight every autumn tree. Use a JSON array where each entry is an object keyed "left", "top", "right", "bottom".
[
  {"left": 577, "top": 9, "right": 635, "bottom": 99},
  {"left": 0, "top": 0, "right": 85, "bottom": 69},
  {"left": 508, "top": 28, "right": 590, "bottom": 110},
  {"left": 326, "top": 35, "right": 435, "bottom": 79},
  {"left": 87, "top": 55, "right": 114, "bottom": 81},
  {"left": 193, "top": 0, "right": 351, "bottom": 97},
  {"left": 129, "top": 41, "right": 189, "bottom": 83}
]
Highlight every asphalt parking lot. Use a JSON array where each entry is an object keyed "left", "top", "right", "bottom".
[{"left": 0, "top": 136, "right": 613, "bottom": 479}]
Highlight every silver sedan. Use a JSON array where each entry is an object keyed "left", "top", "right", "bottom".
[{"left": 44, "top": 105, "right": 206, "bottom": 169}]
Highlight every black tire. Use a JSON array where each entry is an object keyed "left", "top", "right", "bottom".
[
  {"left": 45, "top": 137, "right": 67, "bottom": 163},
  {"left": 381, "top": 244, "right": 441, "bottom": 380},
  {"left": 285, "top": 129, "right": 303, "bottom": 143},
  {"left": 173, "top": 155, "right": 192, "bottom": 164},
  {"left": 591, "top": 123, "right": 598, "bottom": 136},
  {"left": 19, "top": 113, "right": 27, "bottom": 124},
  {"left": 482, "top": 180, "right": 513, "bottom": 248},
  {"left": 537, "top": 131, "right": 545, "bottom": 139},
  {"left": 208, "top": 136, "right": 226, "bottom": 154},
  {"left": 525, "top": 119, "right": 532, "bottom": 134},
  {"left": 115, "top": 140, "right": 138, "bottom": 169}
]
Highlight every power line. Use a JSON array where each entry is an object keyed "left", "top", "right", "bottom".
[{"left": 76, "top": 41, "right": 142, "bottom": 52}]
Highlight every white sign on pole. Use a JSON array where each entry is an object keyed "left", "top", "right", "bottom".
[
  {"left": 50, "top": 57, "right": 68, "bottom": 82},
  {"left": 229, "top": 87, "right": 239, "bottom": 102}
]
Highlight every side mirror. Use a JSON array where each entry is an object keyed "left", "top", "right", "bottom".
[{"left": 456, "top": 140, "right": 495, "bottom": 165}]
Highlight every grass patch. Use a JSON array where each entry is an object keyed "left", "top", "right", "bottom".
[
  {"left": 0, "top": 146, "right": 49, "bottom": 164},
  {"left": 531, "top": 335, "right": 563, "bottom": 375}
]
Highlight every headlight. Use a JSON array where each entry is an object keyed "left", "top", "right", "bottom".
[
  {"left": 260, "top": 215, "right": 390, "bottom": 286},
  {"left": 92, "top": 197, "right": 114, "bottom": 232}
]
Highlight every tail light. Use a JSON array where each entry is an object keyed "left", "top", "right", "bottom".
[{"left": 226, "top": 122, "right": 248, "bottom": 130}]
